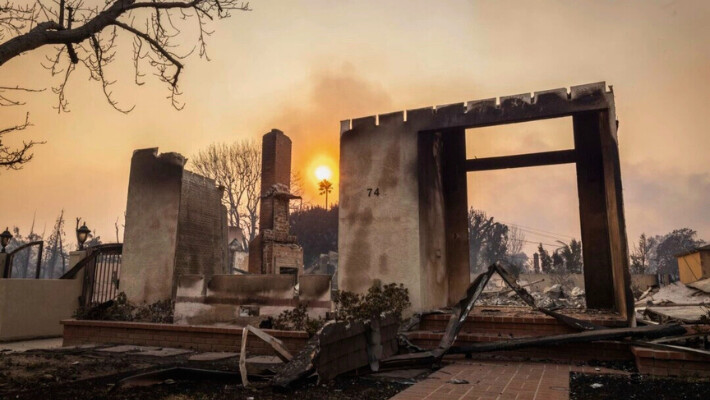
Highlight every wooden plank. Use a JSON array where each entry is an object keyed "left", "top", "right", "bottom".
[
  {"left": 493, "top": 262, "right": 603, "bottom": 331},
  {"left": 245, "top": 325, "right": 293, "bottom": 362},
  {"left": 239, "top": 327, "right": 249, "bottom": 387},
  {"left": 633, "top": 341, "right": 710, "bottom": 358},
  {"left": 465, "top": 149, "right": 576, "bottom": 172}
]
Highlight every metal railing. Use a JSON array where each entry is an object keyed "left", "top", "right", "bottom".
[
  {"left": 61, "top": 243, "right": 123, "bottom": 307},
  {"left": 2, "top": 241, "right": 44, "bottom": 279}
]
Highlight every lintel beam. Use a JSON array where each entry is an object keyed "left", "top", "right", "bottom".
[{"left": 465, "top": 149, "right": 576, "bottom": 172}]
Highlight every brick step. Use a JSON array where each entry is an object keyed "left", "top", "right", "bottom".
[
  {"left": 405, "top": 330, "right": 634, "bottom": 362},
  {"left": 632, "top": 346, "right": 710, "bottom": 378}
]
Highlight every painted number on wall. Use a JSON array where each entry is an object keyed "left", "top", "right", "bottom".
[{"left": 367, "top": 188, "right": 380, "bottom": 197}]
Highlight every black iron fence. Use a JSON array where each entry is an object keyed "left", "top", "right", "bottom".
[{"left": 61, "top": 243, "right": 123, "bottom": 307}]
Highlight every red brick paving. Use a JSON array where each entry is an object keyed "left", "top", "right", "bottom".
[{"left": 390, "top": 360, "right": 627, "bottom": 400}]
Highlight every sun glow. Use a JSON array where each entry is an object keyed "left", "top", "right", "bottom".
[{"left": 315, "top": 165, "right": 332, "bottom": 181}]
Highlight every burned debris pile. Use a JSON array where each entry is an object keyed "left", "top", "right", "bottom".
[
  {"left": 636, "top": 280, "right": 710, "bottom": 325},
  {"left": 477, "top": 279, "right": 587, "bottom": 309},
  {"left": 234, "top": 262, "right": 709, "bottom": 388},
  {"left": 102, "top": 263, "right": 710, "bottom": 392}
]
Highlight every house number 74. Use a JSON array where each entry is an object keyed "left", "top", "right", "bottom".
[{"left": 367, "top": 188, "right": 380, "bottom": 197}]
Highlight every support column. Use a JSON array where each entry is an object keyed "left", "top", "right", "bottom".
[
  {"left": 598, "top": 111, "right": 633, "bottom": 320},
  {"left": 441, "top": 129, "right": 471, "bottom": 305},
  {"left": 574, "top": 112, "right": 616, "bottom": 310}
]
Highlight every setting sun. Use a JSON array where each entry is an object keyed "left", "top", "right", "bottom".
[{"left": 315, "top": 165, "right": 332, "bottom": 181}]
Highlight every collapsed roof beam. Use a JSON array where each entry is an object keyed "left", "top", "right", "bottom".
[{"left": 465, "top": 149, "right": 576, "bottom": 172}]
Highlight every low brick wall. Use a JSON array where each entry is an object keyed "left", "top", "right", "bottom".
[
  {"left": 632, "top": 346, "right": 710, "bottom": 378},
  {"left": 62, "top": 319, "right": 308, "bottom": 355},
  {"left": 408, "top": 309, "right": 633, "bottom": 362},
  {"left": 419, "top": 308, "right": 627, "bottom": 338}
]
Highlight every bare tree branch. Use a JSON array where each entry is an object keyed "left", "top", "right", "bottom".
[
  {"left": 1, "top": 0, "right": 251, "bottom": 111},
  {"left": 0, "top": 0, "right": 251, "bottom": 171},
  {"left": 191, "top": 140, "right": 261, "bottom": 248},
  {"left": 0, "top": 113, "right": 44, "bottom": 170}
]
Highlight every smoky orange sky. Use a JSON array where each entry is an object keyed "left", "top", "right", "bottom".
[{"left": 1, "top": 0, "right": 709, "bottom": 254}]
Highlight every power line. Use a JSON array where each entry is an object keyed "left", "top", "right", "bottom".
[
  {"left": 520, "top": 239, "right": 562, "bottom": 248},
  {"left": 514, "top": 228, "right": 570, "bottom": 241},
  {"left": 499, "top": 220, "right": 577, "bottom": 240}
]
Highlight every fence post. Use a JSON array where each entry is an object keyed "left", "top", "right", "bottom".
[{"left": 0, "top": 253, "right": 8, "bottom": 279}]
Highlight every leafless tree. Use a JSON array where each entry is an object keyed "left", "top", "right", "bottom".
[
  {"left": 289, "top": 170, "right": 309, "bottom": 212},
  {"left": 42, "top": 209, "right": 67, "bottom": 278},
  {"left": 191, "top": 140, "right": 260, "bottom": 246},
  {"left": 507, "top": 226, "right": 525, "bottom": 256},
  {"left": 0, "top": 0, "right": 251, "bottom": 169}
]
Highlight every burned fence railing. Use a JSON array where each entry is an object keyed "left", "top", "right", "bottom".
[
  {"left": 2, "top": 240, "right": 43, "bottom": 279},
  {"left": 61, "top": 243, "right": 123, "bottom": 307}
]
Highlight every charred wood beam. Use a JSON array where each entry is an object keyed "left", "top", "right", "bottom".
[
  {"left": 465, "top": 150, "right": 576, "bottom": 172},
  {"left": 448, "top": 324, "right": 687, "bottom": 354},
  {"left": 435, "top": 267, "right": 496, "bottom": 356},
  {"left": 491, "top": 262, "right": 604, "bottom": 331}
]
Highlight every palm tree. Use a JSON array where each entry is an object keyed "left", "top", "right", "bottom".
[
  {"left": 318, "top": 179, "right": 333, "bottom": 209},
  {"left": 555, "top": 239, "right": 583, "bottom": 274}
]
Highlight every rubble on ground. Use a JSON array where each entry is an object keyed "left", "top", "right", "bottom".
[
  {"left": 477, "top": 277, "right": 587, "bottom": 309},
  {"left": 635, "top": 281, "right": 710, "bottom": 324}
]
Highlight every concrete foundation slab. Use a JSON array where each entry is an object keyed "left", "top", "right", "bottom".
[
  {"left": 98, "top": 345, "right": 159, "bottom": 353},
  {"left": 135, "top": 348, "right": 193, "bottom": 357}
]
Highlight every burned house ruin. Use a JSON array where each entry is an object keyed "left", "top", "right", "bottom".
[{"left": 338, "top": 82, "right": 633, "bottom": 319}]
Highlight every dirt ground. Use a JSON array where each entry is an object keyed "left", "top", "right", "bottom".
[
  {"left": 0, "top": 347, "right": 408, "bottom": 400},
  {"left": 569, "top": 372, "right": 710, "bottom": 400}
]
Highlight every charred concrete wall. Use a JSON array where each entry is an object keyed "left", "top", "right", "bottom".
[
  {"left": 174, "top": 274, "right": 331, "bottom": 325},
  {"left": 338, "top": 111, "right": 450, "bottom": 311},
  {"left": 175, "top": 171, "right": 229, "bottom": 282},
  {"left": 121, "top": 149, "right": 185, "bottom": 304},
  {"left": 120, "top": 148, "right": 228, "bottom": 304}
]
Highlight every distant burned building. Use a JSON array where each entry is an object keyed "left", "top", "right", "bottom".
[
  {"left": 228, "top": 226, "right": 248, "bottom": 273},
  {"left": 247, "top": 129, "right": 304, "bottom": 276}
]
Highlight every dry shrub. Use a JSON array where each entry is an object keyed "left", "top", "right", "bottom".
[
  {"left": 332, "top": 281, "right": 410, "bottom": 322},
  {"left": 74, "top": 292, "right": 174, "bottom": 323}
]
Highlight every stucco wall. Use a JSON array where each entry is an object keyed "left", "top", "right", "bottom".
[
  {"left": 338, "top": 110, "right": 452, "bottom": 311},
  {"left": 0, "top": 278, "right": 82, "bottom": 341},
  {"left": 299, "top": 274, "right": 332, "bottom": 303},
  {"left": 120, "top": 149, "right": 184, "bottom": 304}
]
